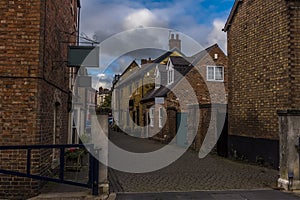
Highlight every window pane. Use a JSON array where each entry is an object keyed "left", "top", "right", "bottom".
[
  {"left": 150, "top": 108, "right": 154, "bottom": 127},
  {"left": 207, "top": 67, "right": 214, "bottom": 80},
  {"left": 215, "top": 67, "right": 223, "bottom": 80},
  {"left": 159, "top": 107, "right": 163, "bottom": 127}
]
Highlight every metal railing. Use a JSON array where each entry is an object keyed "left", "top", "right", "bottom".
[{"left": 0, "top": 144, "right": 99, "bottom": 195}]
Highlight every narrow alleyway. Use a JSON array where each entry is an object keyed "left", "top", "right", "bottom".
[{"left": 108, "top": 131, "right": 279, "bottom": 193}]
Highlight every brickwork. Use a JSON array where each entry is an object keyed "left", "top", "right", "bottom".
[
  {"left": 166, "top": 45, "right": 227, "bottom": 148},
  {"left": 0, "top": 0, "right": 79, "bottom": 199},
  {"left": 289, "top": 1, "right": 300, "bottom": 108},
  {"left": 225, "top": 0, "right": 300, "bottom": 168},
  {"left": 139, "top": 45, "right": 227, "bottom": 149},
  {"left": 226, "top": 0, "right": 291, "bottom": 140}
]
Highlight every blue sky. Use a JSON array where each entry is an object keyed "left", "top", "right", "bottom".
[{"left": 80, "top": 0, "right": 234, "bottom": 88}]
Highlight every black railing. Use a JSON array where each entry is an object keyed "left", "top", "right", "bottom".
[{"left": 0, "top": 144, "right": 99, "bottom": 196}]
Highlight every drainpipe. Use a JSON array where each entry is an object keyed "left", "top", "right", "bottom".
[{"left": 77, "top": 0, "right": 81, "bottom": 45}]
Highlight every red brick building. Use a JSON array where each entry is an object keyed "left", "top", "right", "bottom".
[
  {"left": 0, "top": 0, "right": 80, "bottom": 198},
  {"left": 141, "top": 44, "right": 228, "bottom": 151},
  {"left": 223, "top": 0, "right": 300, "bottom": 168}
]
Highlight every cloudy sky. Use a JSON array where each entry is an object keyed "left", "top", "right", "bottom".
[{"left": 80, "top": 0, "right": 234, "bottom": 89}]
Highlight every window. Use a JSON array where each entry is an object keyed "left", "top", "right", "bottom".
[
  {"left": 135, "top": 82, "right": 139, "bottom": 94},
  {"left": 149, "top": 108, "right": 154, "bottom": 127},
  {"left": 207, "top": 66, "right": 224, "bottom": 81},
  {"left": 167, "top": 66, "right": 174, "bottom": 85},
  {"left": 159, "top": 107, "right": 163, "bottom": 128},
  {"left": 155, "top": 66, "right": 161, "bottom": 89}
]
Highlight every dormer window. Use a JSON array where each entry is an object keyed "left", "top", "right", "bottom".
[{"left": 167, "top": 59, "right": 174, "bottom": 85}]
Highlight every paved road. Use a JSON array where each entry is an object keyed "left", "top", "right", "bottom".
[
  {"left": 108, "top": 131, "right": 279, "bottom": 193},
  {"left": 114, "top": 190, "right": 300, "bottom": 200}
]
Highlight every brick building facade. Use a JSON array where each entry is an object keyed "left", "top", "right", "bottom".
[
  {"left": 223, "top": 0, "right": 300, "bottom": 168},
  {"left": 141, "top": 44, "right": 228, "bottom": 151},
  {"left": 112, "top": 38, "right": 228, "bottom": 155},
  {"left": 0, "top": 0, "right": 80, "bottom": 198}
]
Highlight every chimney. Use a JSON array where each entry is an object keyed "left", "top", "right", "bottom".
[
  {"left": 141, "top": 58, "right": 152, "bottom": 65},
  {"left": 141, "top": 59, "right": 147, "bottom": 65},
  {"left": 169, "top": 33, "right": 181, "bottom": 51}
]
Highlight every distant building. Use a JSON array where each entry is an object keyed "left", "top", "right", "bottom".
[
  {"left": 0, "top": 0, "right": 80, "bottom": 198},
  {"left": 112, "top": 34, "right": 228, "bottom": 154},
  {"left": 112, "top": 47, "right": 183, "bottom": 133},
  {"left": 141, "top": 44, "right": 228, "bottom": 151},
  {"left": 97, "top": 87, "right": 111, "bottom": 107}
]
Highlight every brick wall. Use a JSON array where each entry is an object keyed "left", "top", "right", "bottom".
[
  {"left": 175, "top": 45, "right": 228, "bottom": 149},
  {"left": 289, "top": 0, "right": 300, "bottom": 108},
  {"left": 225, "top": 0, "right": 300, "bottom": 168},
  {"left": 227, "top": 0, "right": 291, "bottom": 140},
  {"left": 0, "top": 0, "right": 78, "bottom": 198}
]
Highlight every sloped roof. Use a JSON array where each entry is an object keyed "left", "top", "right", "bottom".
[
  {"left": 223, "top": 0, "right": 243, "bottom": 32},
  {"left": 152, "top": 48, "right": 185, "bottom": 64},
  {"left": 141, "top": 43, "right": 222, "bottom": 102},
  {"left": 170, "top": 56, "right": 191, "bottom": 66},
  {"left": 141, "top": 56, "right": 193, "bottom": 102},
  {"left": 115, "top": 49, "right": 186, "bottom": 87},
  {"left": 116, "top": 63, "right": 152, "bottom": 87},
  {"left": 189, "top": 43, "right": 219, "bottom": 65},
  {"left": 119, "top": 60, "right": 139, "bottom": 78}
]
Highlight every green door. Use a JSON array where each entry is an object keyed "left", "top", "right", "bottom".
[{"left": 176, "top": 112, "right": 188, "bottom": 147}]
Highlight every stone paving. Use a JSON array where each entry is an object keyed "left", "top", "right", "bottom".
[
  {"left": 108, "top": 131, "right": 279, "bottom": 193},
  {"left": 115, "top": 190, "right": 300, "bottom": 200}
]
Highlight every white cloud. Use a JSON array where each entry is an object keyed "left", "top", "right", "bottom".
[
  {"left": 80, "top": 0, "right": 230, "bottom": 88},
  {"left": 97, "top": 73, "right": 106, "bottom": 77},
  {"left": 123, "top": 9, "right": 167, "bottom": 29},
  {"left": 207, "top": 19, "right": 227, "bottom": 53}
]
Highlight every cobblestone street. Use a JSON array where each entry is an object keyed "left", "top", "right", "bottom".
[{"left": 108, "top": 131, "right": 279, "bottom": 193}]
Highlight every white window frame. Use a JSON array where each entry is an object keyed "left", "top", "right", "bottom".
[
  {"left": 149, "top": 108, "right": 154, "bottom": 127},
  {"left": 155, "top": 66, "right": 161, "bottom": 89},
  {"left": 167, "top": 61, "right": 174, "bottom": 85},
  {"left": 207, "top": 66, "right": 224, "bottom": 82},
  {"left": 158, "top": 107, "right": 163, "bottom": 128}
]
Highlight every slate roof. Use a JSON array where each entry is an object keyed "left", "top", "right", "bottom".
[
  {"left": 141, "top": 56, "right": 193, "bottom": 102},
  {"left": 141, "top": 44, "right": 219, "bottom": 102},
  {"left": 115, "top": 48, "right": 185, "bottom": 88},
  {"left": 169, "top": 56, "right": 191, "bottom": 66}
]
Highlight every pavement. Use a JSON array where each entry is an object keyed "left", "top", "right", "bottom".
[
  {"left": 113, "top": 190, "right": 300, "bottom": 200},
  {"left": 29, "top": 130, "right": 300, "bottom": 199},
  {"left": 108, "top": 131, "right": 279, "bottom": 193},
  {"left": 108, "top": 131, "right": 300, "bottom": 199}
]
